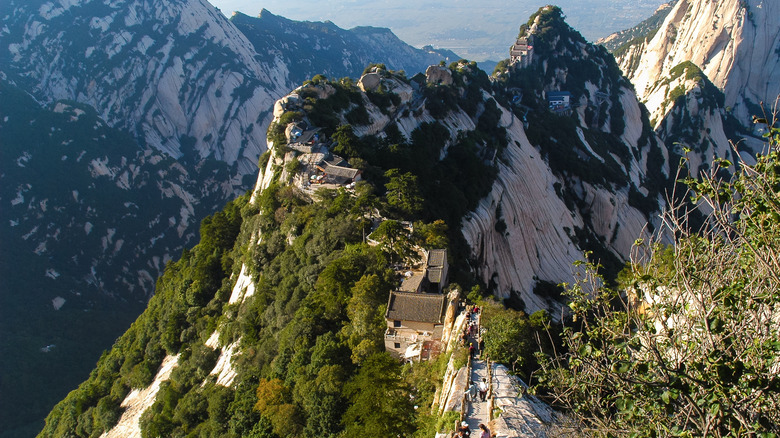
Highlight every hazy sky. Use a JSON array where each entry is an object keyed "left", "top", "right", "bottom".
[{"left": 207, "top": 0, "right": 668, "bottom": 61}]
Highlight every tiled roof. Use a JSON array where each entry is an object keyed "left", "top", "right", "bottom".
[
  {"left": 400, "top": 271, "right": 426, "bottom": 292},
  {"left": 323, "top": 163, "right": 360, "bottom": 179},
  {"left": 386, "top": 292, "right": 447, "bottom": 324},
  {"left": 427, "top": 249, "right": 446, "bottom": 268},
  {"left": 427, "top": 267, "right": 443, "bottom": 284}
]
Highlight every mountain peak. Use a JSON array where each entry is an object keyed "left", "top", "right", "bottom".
[{"left": 619, "top": 0, "right": 780, "bottom": 125}]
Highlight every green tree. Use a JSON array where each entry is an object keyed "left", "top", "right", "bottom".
[
  {"left": 255, "top": 379, "right": 302, "bottom": 437},
  {"left": 343, "top": 274, "right": 389, "bottom": 363},
  {"left": 332, "top": 124, "right": 362, "bottom": 158},
  {"left": 413, "top": 219, "right": 449, "bottom": 249},
  {"left": 481, "top": 303, "right": 532, "bottom": 373},
  {"left": 342, "top": 353, "right": 416, "bottom": 437},
  {"left": 384, "top": 169, "right": 424, "bottom": 217},
  {"left": 368, "top": 219, "right": 417, "bottom": 264},
  {"left": 537, "top": 127, "right": 780, "bottom": 436}
]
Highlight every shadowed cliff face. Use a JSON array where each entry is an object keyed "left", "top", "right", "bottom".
[{"left": 1, "top": 0, "right": 287, "bottom": 174}]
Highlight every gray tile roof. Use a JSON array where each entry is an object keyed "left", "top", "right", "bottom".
[
  {"left": 386, "top": 292, "right": 447, "bottom": 324},
  {"left": 323, "top": 163, "right": 360, "bottom": 179},
  {"left": 427, "top": 267, "right": 443, "bottom": 284},
  {"left": 400, "top": 271, "right": 426, "bottom": 292},
  {"left": 427, "top": 249, "right": 446, "bottom": 268}
]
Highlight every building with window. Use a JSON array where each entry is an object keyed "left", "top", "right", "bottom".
[{"left": 384, "top": 291, "right": 448, "bottom": 360}]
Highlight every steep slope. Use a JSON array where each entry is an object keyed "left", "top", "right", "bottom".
[
  {"left": 0, "top": 0, "right": 458, "bottom": 175},
  {"left": 643, "top": 61, "right": 757, "bottom": 177},
  {"left": 230, "top": 9, "right": 458, "bottom": 86},
  {"left": 597, "top": 1, "right": 677, "bottom": 53},
  {"left": 597, "top": 1, "right": 677, "bottom": 76},
  {"left": 0, "top": 0, "right": 286, "bottom": 174},
  {"left": 616, "top": 0, "right": 780, "bottom": 125},
  {"left": 480, "top": 6, "right": 668, "bottom": 312},
  {"left": 0, "top": 3, "right": 459, "bottom": 434},
  {"left": 35, "top": 63, "right": 543, "bottom": 437},
  {"left": 0, "top": 78, "right": 242, "bottom": 438}
]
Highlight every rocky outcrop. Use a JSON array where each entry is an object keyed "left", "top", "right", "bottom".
[
  {"left": 621, "top": 0, "right": 780, "bottom": 125},
  {"left": 425, "top": 65, "right": 454, "bottom": 86},
  {"left": 358, "top": 72, "right": 382, "bottom": 92},
  {"left": 100, "top": 355, "right": 180, "bottom": 438}
]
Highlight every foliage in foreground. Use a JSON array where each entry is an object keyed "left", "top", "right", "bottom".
[{"left": 537, "top": 126, "right": 780, "bottom": 436}]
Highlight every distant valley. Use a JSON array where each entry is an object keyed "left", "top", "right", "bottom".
[{"left": 209, "top": 0, "right": 669, "bottom": 61}]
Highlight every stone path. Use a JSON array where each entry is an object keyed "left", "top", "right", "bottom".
[
  {"left": 489, "top": 363, "right": 558, "bottom": 437},
  {"left": 462, "top": 309, "right": 491, "bottom": 434},
  {"left": 459, "top": 307, "right": 557, "bottom": 437},
  {"left": 464, "top": 358, "right": 491, "bottom": 432}
]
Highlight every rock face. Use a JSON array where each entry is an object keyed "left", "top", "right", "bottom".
[
  {"left": 0, "top": 1, "right": 458, "bottom": 177},
  {"left": 425, "top": 65, "right": 454, "bottom": 85},
  {"left": 645, "top": 62, "right": 747, "bottom": 175},
  {"left": 1, "top": 0, "right": 286, "bottom": 175},
  {"left": 617, "top": 0, "right": 780, "bottom": 124},
  {"left": 461, "top": 104, "right": 654, "bottom": 314},
  {"left": 475, "top": 6, "right": 667, "bottom": 314}
]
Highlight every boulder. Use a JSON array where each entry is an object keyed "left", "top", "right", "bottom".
[
  {"left": 425, "top": 65, "right": 453, "bottom": 86},
  {"left": 358, "top": 72, "right": 382, "bottom": 92}
]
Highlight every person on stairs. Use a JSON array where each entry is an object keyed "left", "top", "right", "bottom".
[
  {"left": 457, "top": 421, "right": 470, "bottom": 437},
  {"left": 478, "top": 378, "right": 488, "bottom": 402},
  {"left": 465, "top": 381, "right": 478, "bottom": 402},
  {"left": 478, "top": 423, "right": 490, "bottom": 438}
]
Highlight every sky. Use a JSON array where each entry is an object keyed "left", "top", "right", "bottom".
[{"left": 207, "top": 0, "right": 669, "bottom": 61}]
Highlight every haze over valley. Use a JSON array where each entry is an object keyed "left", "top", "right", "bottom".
[{"left": 209, "top": 0, "right": 668, "bottom": 61}]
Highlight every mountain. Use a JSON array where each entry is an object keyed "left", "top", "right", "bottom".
[
  {"left": 480, "top": 6, "right": 668, "bottom": 311},
  {"left": 0, "top": 78, "right": 240, "bottom": 438},
  {"left": 596, "top": 1, "right": 677, "bottom": 53},
  {"left": 612, "top": 0, "right": 780, "bottom": 126},
  {"left": 599, "top": 0, "right": 772, "bottom": 178},
  {"left": 38, "top": 7, "right": 672, "bottom": 437},
  {"left": 0, "top": 0, "right": 458, "bottom": 175},
  {"left": 644, "top": 61, "right": 755, "bottom": 177},
  {"left": 0, "top": 0, "right": 460, "bottom": 434},
  {"left": 229, "top": 9, "right": 459, "bottom": 86},
  {"left": 0, "top": 0, "right": 285, "bottom": 174}
]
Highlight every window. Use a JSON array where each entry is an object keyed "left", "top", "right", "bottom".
[
  {"left": 393, "top": 320, "right": 401, "bottom": 327},
  {"left": 394, "top": 343, "right": 401, "bottom": 349}
]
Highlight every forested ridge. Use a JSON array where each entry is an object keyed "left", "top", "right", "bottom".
[{"left": 38, "top": 61, "right": 513, "bottom": 437}]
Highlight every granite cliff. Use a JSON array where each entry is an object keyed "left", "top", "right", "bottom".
[{"left": 613, "top": 0, "right": 780, "bottom": 126}]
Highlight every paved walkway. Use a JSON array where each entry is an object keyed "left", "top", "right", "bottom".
[
  {"left": 464, "top": 358, "right": 491, "bottom": 431},
  {"left": 462, "top": 309, "right": 491, "bottom": 434},
  {"left": 459, "top": 308, "right": 557, "bottom": 437}
]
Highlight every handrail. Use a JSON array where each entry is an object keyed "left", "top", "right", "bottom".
[
  {"left": 460, "top": 350, "right": 472, "bottom": 422},
  {"left": 487, "top": 356, "right": 495, "bottom": 421}
]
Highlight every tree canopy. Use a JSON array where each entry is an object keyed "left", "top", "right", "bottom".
[{"left": 537, "top": 126, "right": 780, "bottom": 436}]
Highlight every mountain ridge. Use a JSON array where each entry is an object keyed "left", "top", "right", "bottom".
[
  {"left": 0, "top": 1, "right": 459, "bottom": 434},
  {"left": 36, "top": 8, "right": 673, "bottom": 435}
]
